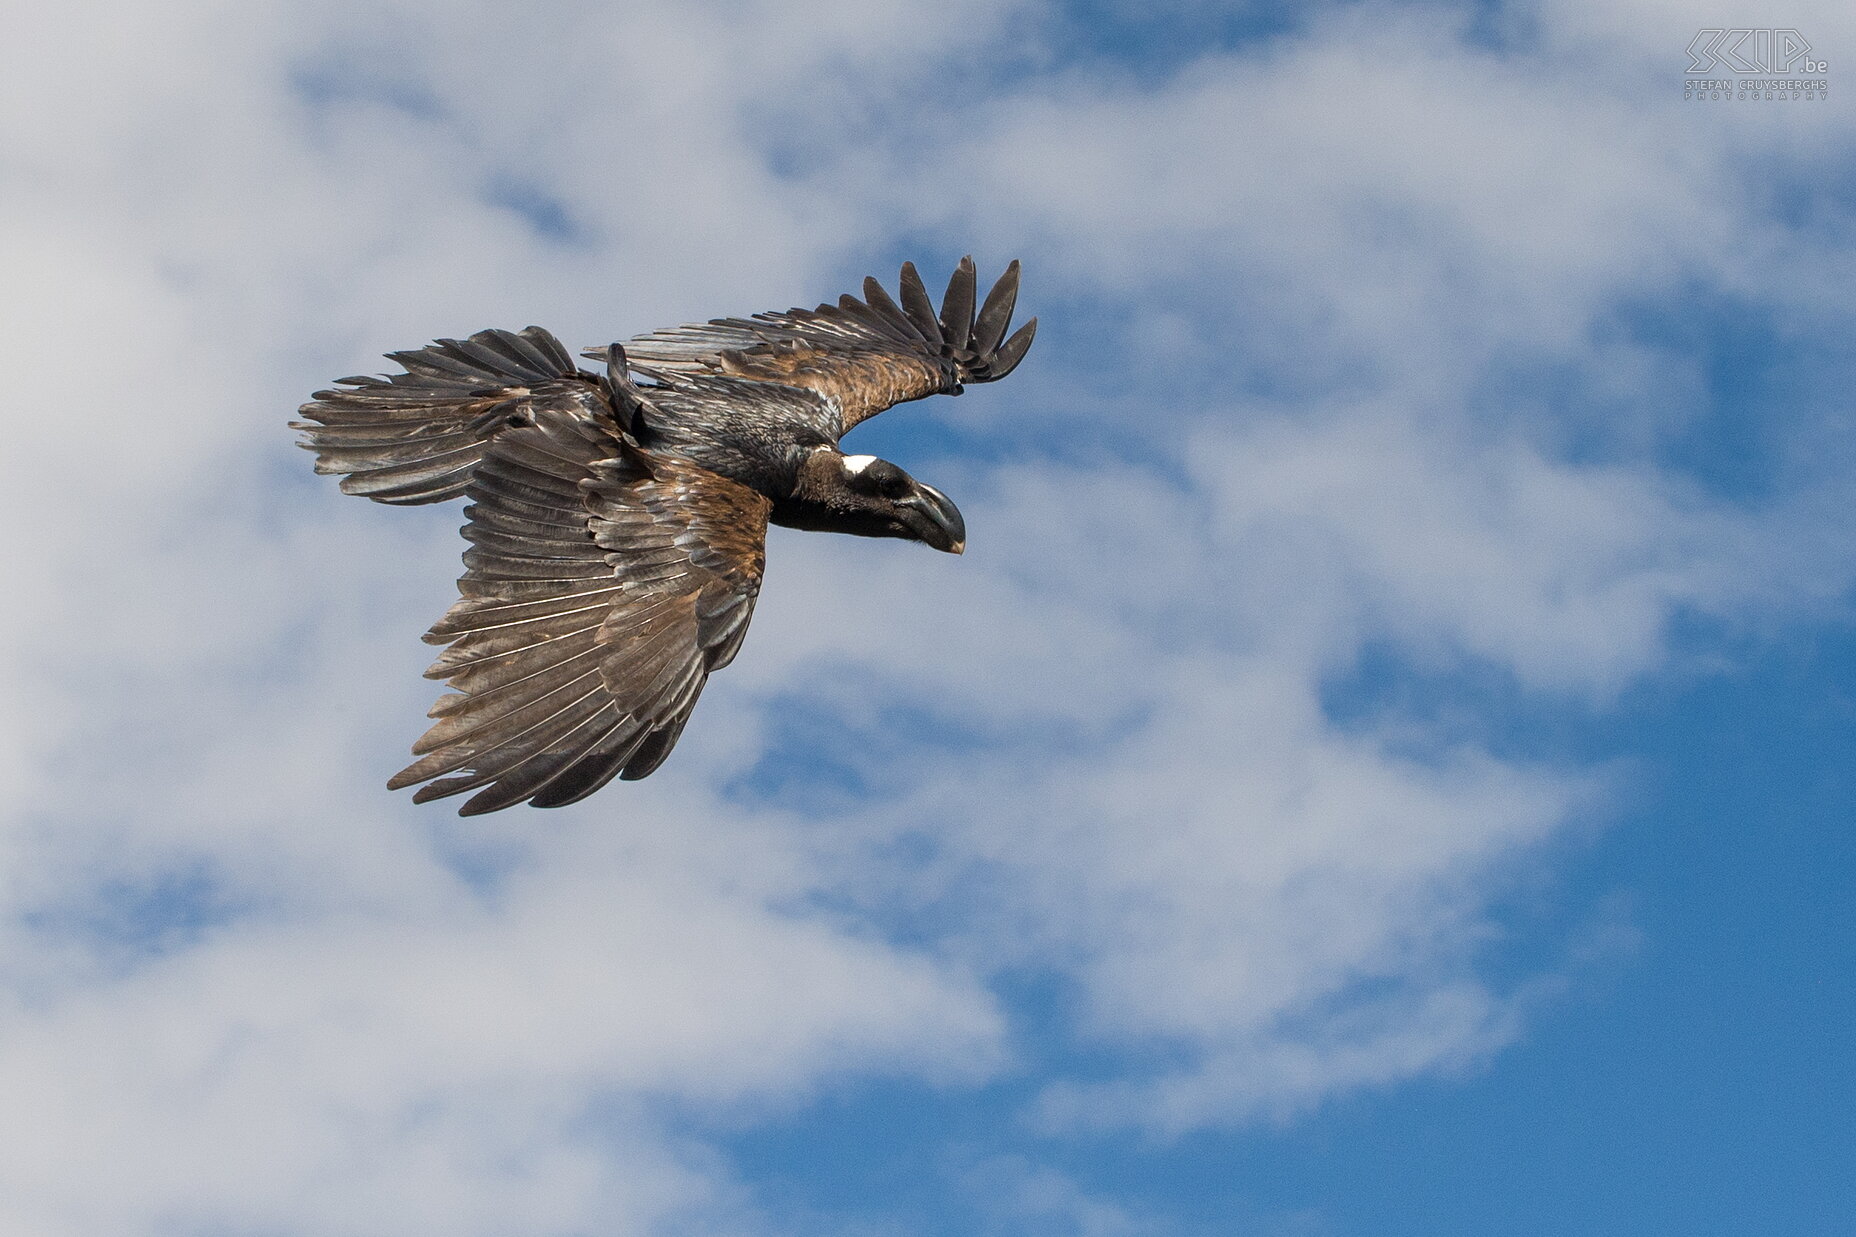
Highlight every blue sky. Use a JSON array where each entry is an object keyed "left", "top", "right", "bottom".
[{"left": 2, "top": 1, "right": 1852, "bottom": 1234}]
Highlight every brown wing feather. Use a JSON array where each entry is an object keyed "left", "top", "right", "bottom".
[
  {"left": 391, "top": 409, "right": 770, "bottom": 814},
  {"left": 294, "top": 326, "right": 633, "bottom": 505},
  {"left": 710, "top": 344, "right": 950, "bottom": 431},
  {"left": 599, "top": 257, "right": 1037, "bottom": 434}
]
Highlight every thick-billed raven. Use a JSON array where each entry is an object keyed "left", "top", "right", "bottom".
[{"left": 296, "top": 259, "right": 1035, "bottom": 814}]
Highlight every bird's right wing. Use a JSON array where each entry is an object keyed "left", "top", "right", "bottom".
[
  {"left": 390, "top": 408, "right": 771, "bottom": 815},
  {"left": 294, "top": 326, "right": 631, "bottom": 505},
  {"left": 605, "top": 257, "right": 1037, "bottom": 434}
]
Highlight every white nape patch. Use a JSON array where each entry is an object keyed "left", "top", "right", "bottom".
[{"left": 842, "top": 454, "right": 880, "bottom": 475}]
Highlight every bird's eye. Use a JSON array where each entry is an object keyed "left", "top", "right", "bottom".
[{"left": 850, "top": 459, "right": 909, "bottom": 497}]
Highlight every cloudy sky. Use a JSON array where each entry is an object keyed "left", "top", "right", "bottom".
[{"left": 3, "top": 1, "right": 1852, "bottom": 1233}]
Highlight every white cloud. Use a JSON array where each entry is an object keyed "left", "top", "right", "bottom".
[
  {"left": 957, "top": 1154, "right": 1176, "bottom": 1237},
  {"left": 705, "top": 0, "right": 1856, "bottom": 1135},
  {"left": 1188, "top": 409, "right": 1757, "bottom": 692},
  {"left": 2, "top": 4, "right": 1024, "bottom": 1233}
]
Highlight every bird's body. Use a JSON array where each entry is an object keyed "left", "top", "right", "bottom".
[{"left": 295, "top": 258, "right": 1035, "bottom": 815}]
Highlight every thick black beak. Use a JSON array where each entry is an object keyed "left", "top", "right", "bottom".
[{"left": 901, "top": 482, "right": 966, "bottom": 554}]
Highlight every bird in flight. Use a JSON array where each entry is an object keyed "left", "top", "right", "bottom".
[{"left": 296, "top": 258, "right": 1036, "bottom": 815}]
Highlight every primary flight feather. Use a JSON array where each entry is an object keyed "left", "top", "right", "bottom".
[{"left": 295, "top": 257, "right": 1036, "bottom": 815}]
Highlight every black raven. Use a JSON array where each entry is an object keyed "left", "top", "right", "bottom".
[{"left": 295, "top": 258, "right": 1036, "bottom": 815}]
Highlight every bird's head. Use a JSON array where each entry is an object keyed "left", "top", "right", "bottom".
[{"left": 779, "top": 449, "right": 966, "bottom": 553}]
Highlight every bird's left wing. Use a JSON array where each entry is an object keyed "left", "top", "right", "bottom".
[
  {"left": 390, "top": 407, "right": 770, "bottom": 815},
  {"left": 294, "top": 326, "right": 636, "bottom": 505},
  {"left": 600, "top": 257, "right": 1037, "bottom": 434}
]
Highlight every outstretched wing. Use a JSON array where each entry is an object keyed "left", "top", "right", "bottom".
[
  {"left": 294, "top": 326, "right": 636, "bottom": 505},
  {"left": 389, "top": 408, "right": 770, "bottom": 815},
  {"left": 601, "top": 257, "right": 1037, "bottom": 433}
]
